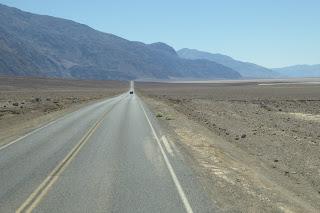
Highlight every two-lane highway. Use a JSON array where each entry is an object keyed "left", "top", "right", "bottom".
[{"left": 0, "top": 85, "right": 216, "bottom": 212}]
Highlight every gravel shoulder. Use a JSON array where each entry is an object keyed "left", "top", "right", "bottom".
[
  {"left": 137, "top": 82, "right": 320, "bottom": 212},
  {"left": 0, "top": 76, "right": 127, "bottom": 145}
]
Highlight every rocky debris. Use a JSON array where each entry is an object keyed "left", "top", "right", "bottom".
[{"left": 156, "top": 113, "right": 163, "bottom": 118}]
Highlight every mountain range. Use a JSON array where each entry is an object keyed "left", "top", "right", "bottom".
[
  {"left": 177, "top": 48, "right": 279, "bottom": 78},
  {"left": 177, "top": 49, "right": 320, "bottom": 78},
  {"left": 273, "top": 64, "right": 320, "bottom": 78},
  {"left": 0, "top": 4, "right": 241, "bottom": 80},
  {"left": 1, "top": 4, "right": 318, "bottom": 80}
]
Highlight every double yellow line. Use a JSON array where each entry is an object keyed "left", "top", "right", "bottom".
[{"left": 16, "top": 99, "right": 121, "bottom": 213}]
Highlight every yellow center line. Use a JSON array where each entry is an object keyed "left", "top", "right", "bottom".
[{"left": 16, "top": 99, "right": 122, "bottom": 213}]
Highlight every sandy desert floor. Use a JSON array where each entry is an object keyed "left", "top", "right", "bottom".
[{"left": 137, "top": 81, "right": 320, "bottom": 212}]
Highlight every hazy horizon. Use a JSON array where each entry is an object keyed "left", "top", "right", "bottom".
[{"left": 1, "top": 0, "right": 319, "bottom": 68}]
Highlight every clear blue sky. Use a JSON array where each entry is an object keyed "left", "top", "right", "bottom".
[{"left": 1, "top": 0, "right": 319, "bottom": 67}]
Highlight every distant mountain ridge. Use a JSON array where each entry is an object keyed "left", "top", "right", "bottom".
[
  {"left": 0, "top": 4, "right": 241, "bottom": 80},
  {"left": 273, "top": 64, "right": 320, "bottom": 77},
  {"left": 178, "top": 48, "right": 279, "bottom": 78}
]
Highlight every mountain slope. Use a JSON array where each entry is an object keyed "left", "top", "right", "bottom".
[
  {"left": 273, "top": 65, "right": 320, "bottom": 77},
  {"left": 0, "top": 4, "right": 241, "bottom": 80},
  {"left": 178, "top": 48, "right": 278, "bottom": 78}
]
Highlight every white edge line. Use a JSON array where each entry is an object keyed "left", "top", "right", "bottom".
[
  {"left": 0, "top": 118, "right": 60, "bottom": 152},
  {"left": 139, "top": 100, "right": 194, "bottom": 213},
  {"left": 162, "top": 135, "right": 174, "bottom": 156},
  {"left": 0, "top": 94, "right": 125, "bottom": 152}
]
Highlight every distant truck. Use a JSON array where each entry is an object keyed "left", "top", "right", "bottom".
[{"left": 129, "top": 91, "right": 134, "bottom": 94}]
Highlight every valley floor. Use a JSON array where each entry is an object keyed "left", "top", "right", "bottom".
[
  {"left": 137, "top": 81, "right": 320, "bottom": 212},
  {"left": 0, "top": 76, "right": 127, "bottom": 144}
]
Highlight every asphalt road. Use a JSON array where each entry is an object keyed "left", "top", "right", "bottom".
[{"left": 0, "top": 87, "right": 216, "bottom": 212}]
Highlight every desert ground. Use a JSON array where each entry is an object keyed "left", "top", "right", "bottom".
[
  {"left": 136, "top": 81, "right": 320, "bottom": 212},
  {"left": 0, "top": 76, "right": 127, "bottom": 144},
  {"left": 1, "top": 76, "right": 320, "bottom": 212}
]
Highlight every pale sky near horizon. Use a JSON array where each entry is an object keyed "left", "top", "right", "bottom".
[{"left": 1, "top": 0, "right": 319, "bottom": 68}]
